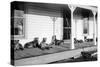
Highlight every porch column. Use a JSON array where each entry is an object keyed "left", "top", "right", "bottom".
[
  {"left": 96, "top": 15, "right": 98, "bottom": 43},
  {"left": 75, "top": 20, "right": 77, "bottom": 38},
  {"left": 68, "top": 5, "right": 76, "bottom": 49},
  {"left": 50, "top": 17, "right": 57, "bottom": 35},
  {"left": 92, "top": 11, "right": 96, "bottom": 45}
]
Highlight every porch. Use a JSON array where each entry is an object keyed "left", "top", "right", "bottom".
[{"left": 11, "top": 1, "right": 98, "bottom": 66}]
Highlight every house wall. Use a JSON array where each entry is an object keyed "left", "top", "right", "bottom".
[
  {"left": 18, "top": 14, "right": 95, "bottom": 46},
  {"left": 74, "top": 16, "right": 94, "bottom": 40},
  {"left": 19, "top": 14, "right": 63, "bottom": 46},
  {"left": 88, "top": 17, "right": 94, "bottom": 38}
]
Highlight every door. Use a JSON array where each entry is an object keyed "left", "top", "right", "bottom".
[{"left": 63, "top": 18, "right": 71, "bottom": 40}]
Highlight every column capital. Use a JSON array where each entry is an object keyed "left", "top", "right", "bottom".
[
  {"left": 92, "top": 10, "right": 96, "bottom": 16},
  {"left": 68, "top": 5, "right": 76, "bottom": 12},
  {"left": 50, "top": 16, "right": 57, "bottom": 22}
]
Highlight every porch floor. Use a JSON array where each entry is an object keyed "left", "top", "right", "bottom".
[
  {"left": 14, "top": 41, "right": 94, "bottom": 60},
  {"left": 15, "top": 45, "right": 97, "bottom": 66}
]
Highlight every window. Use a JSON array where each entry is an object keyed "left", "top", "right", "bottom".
[
  {"left": 83, "top": 18, "right": 89, "bottom": 35},
  {"left": 11, "top": 10, "right": 25, "bottom": 38}
]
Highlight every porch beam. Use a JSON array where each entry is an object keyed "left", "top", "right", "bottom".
[{"left": 75, "top": 5, "right": 98, "bottom": 12}]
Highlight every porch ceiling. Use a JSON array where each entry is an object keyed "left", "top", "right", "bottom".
[
  {"left": 12, "top": 1, "right": 97, "bottom": 18},
  {"left": 11, "top": 1, "right": 70, "bottom": 17},
  {"left": 25, "top": 2, "right": 70, "bottom": 17},
  {"left": 74, "top": 7, "right": 93, "bottom": 18}
]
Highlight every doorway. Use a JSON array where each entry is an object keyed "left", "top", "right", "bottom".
[{"left": 63, "top": 18, "right": 71, "bottom": 40}]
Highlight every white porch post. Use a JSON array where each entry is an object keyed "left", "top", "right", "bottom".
[
  {"left": 53, "top": 18, "right": 55, "bottom": 35},
  {"left": 96, "top": 15, "right": 98, "bottom": 44},
  {"left": 50, "top": 17, "right": 57, "bottom": 35},
  {"left": 92, "top": 11, "right": 96, "bottom": 45},
  {"left": 68, "top": 5, "right": 76, "bottom": 49},
  {"left": 75, "top": 20, "right": 77, "bottom": 38}
]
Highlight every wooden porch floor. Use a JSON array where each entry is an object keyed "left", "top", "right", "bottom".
[{"left": 14, "top": 41, "right": 95, "bottom": 60}]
